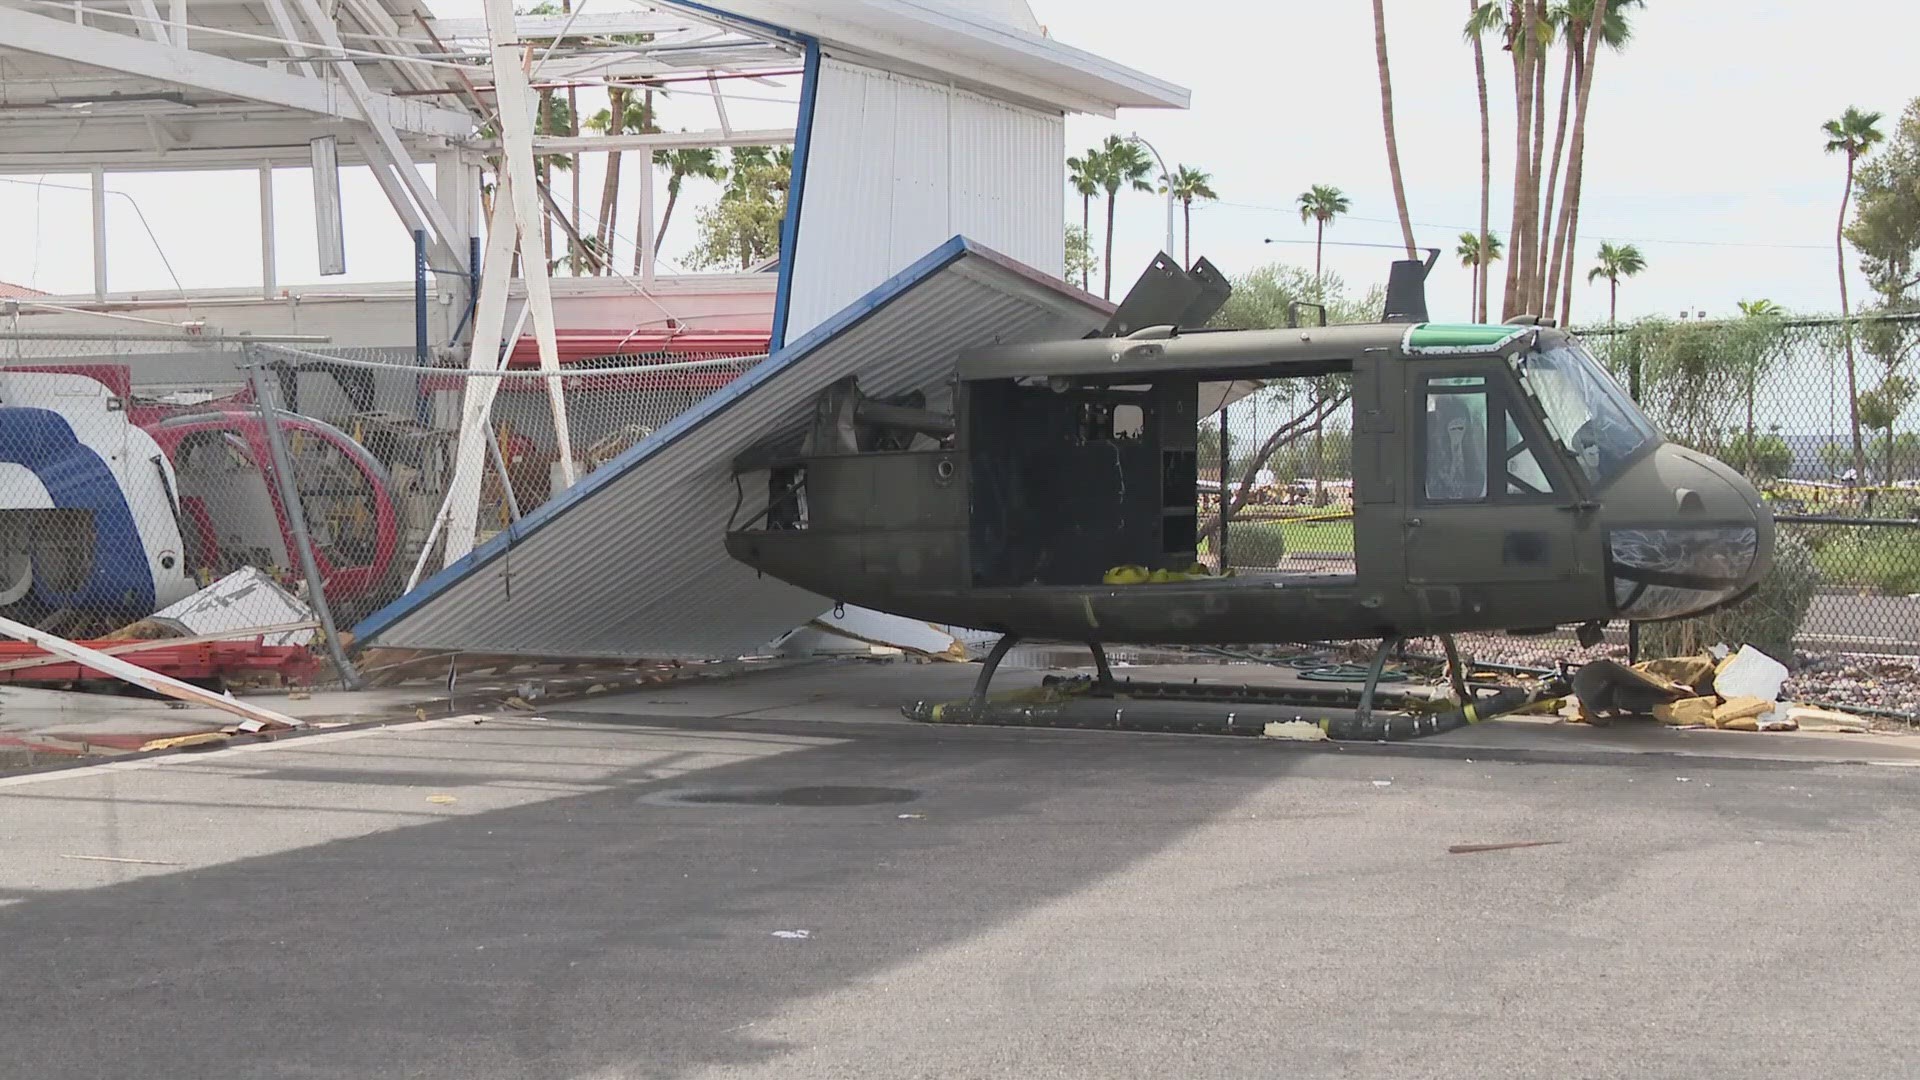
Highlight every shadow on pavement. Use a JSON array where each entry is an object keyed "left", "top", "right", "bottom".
[{"left": 0, "top": 711, "right": 1304, "bottom": 1079}]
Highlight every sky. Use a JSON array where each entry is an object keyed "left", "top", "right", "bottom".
[{"left": 4, "top": 0, "right": 1920, "bottom": 327}]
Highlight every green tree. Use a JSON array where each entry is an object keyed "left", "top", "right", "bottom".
[
  {"left": 1163, "top": 165, "right": 1218, "bottom": 268},
  {"left": 1723, "top": 431, "right": 1794, "bottom": 483},
  {"left": 687, "top": 146, "right": 786, "bottom": 271},
  {"left": 1371, "top": 0, "right": 1417, "bottom": 258},
  {"left": 1731, "top": 300, "right": 1785, "bottom": 477},
  {"left": 1586, "top": 241, "right": 1645, "bottom": 326},
  {"left": 652, "top": 145, "right": 727, "bottom": 269},
  {"left": 1295, "top": 184, "right": 1351, "bottom": 300},
  {"left": 1542, "top": 0, "right": 1640, "bottom": 323},
  {"left": 1823, "top": 105, "right": 1886, "bottom": 479},
  {"left": 1066, "top": 151, "right": 1103, "bottom": 291},
  {"left": 1847, "top": 100, "right": 1920, "bottom": 300},
  {"left": 1456, "top": 230, "right": 1503, "bottom": 318},
  {"left": 1858, "top": 375, "right": 1915, "bottom": 483},
  {"left": 1064, "top": 223, "right": 1099, "bottom": 286},
  {"left": 1204, "top": 265, "right": 1384, "bottom": 524},
  {"left": 586, "top": 90, "right": 658, "bottom": 272},
  {"left": 1463, "top": 0, "right": 1495, "bottom": 322},
  {"left": 1094, "top": 135, "right": 1154, "bottom": 300}
]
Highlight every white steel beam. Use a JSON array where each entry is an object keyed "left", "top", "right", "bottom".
[
  {"left": 516, "top": 127, "right": 795, "bottom": 155},
  {"left": 708, "top": 74, "right": 732, "bottom": 136},
  {"left": 0, "top": 6, "right": 473, "bottom": 138},
  {"left": 90, "top": 165, "right": 107, "bottom": 301},
  {"left": 167, "top": 0, "right": 186, "bottom": 48},
  {"left": 440, "top": 186, "right": 521, "bottom": 563},
  {"left": 259, "top": 0, "right": 317, "bottom": 77},
  {"left": 428, "top": 12, "right": 697, "bottom": 39},
  {"left": 288, "top": 0, "right": 467, "bottom": 270},
  {"left": 481, "top": 0, "right": 576, "bottom": 491},
  {"left": 131, "top": 0, "right": 170, "bottom": 44},
  {"left": 259, "top": 162, "right": 276, "bottom": 298}
]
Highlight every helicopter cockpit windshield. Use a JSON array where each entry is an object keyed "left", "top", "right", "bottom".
[{"left": 1511, "top": 342, "right": 1658, "bottom": 485}]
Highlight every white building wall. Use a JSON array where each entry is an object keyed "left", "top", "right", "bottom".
[{"left": 783, "top": 58, "right": 1065, "bottom": 343}]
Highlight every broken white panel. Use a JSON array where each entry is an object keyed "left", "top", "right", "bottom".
[{"left": 149, "top": 567, "right": 317, "bottom": 647}]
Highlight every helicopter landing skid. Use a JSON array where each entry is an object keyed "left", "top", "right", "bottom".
[{"left": 923, "top": 632, "right": 1557, "bottom": 743}]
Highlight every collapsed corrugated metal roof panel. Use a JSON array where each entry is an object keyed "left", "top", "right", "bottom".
[{"left": 353, "top": 237, "right": 1113, "bottom": 659}]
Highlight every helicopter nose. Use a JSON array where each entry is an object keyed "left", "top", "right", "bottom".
[{"left": 1605, "top": 443, "right": 1775, "bottom": 622}]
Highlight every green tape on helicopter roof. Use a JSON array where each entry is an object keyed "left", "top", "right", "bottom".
[{"left": 1401, "top": 323, "right": 1530, "bottom": 354}]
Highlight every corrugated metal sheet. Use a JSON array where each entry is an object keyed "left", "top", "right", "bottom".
[
  {"left": 783, "top": 59, "right": 1065, "bottom": 343},
  {"left": 354, "top": 238, "right": 1112, "bottom": 660}
]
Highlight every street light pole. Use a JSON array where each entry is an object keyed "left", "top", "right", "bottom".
[{"left": 1129, "top": 132, "right": 1178, "bottom": 265}]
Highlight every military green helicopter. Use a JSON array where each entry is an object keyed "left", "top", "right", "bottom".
[{"left": 724, "top": 255, "right": 1774, "bottom": 738}]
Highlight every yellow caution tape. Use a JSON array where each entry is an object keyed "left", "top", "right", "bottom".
[{"left": 1102, "top": 563, "right": 1235, "bottom": 586}]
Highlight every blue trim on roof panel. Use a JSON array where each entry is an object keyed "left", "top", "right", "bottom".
[
  {"left": 658, "top": 1, "right": 807, "bottom": 44},
  {"left": 354, "top": 235, "right": 981, "bottom": 645},
  {"left": 769, "top": 38, "right": 820, "bottom": 351}
]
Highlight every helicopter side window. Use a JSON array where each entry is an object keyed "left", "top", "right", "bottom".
[
  {"left": 1505, "top": 412, "right": 1553, "bottom": 496},
  {"left": 1423, "top": 377, "right": 1489, "bottom": 502}
]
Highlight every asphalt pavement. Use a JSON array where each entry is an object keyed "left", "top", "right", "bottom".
[{"left": 3, "top": 660, "right": 1919, "bottom": 1079}]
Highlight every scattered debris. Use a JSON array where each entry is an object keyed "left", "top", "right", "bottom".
[
  {"left": 1635, "top": 655, "right": 1717, "bottom": 694},
  {"left": 1653, "top": 696, "right": 1716, "bottom": 727},
  {"left": 1447, "top": 840, "right": 1564, "bottom": 855},
  {"left": 138, "top": 732, "right": 230, "bottom": 753},
  {"left": 1570, "top": 659, "right": 1688, "bottom": 720},
  {"left": 1262, "top": 720, "right": 1329, "bottom": 741},
  {"left": 770, "top": 929, "right": 811, "bottom": 939},
  {"left": 136, "top": 567, "right": 318, "bottom": 647},
  {"left": 896, "top": 813, "right": 924, "bottom": 820},
  {"left": 1717, "top": 646, "right": 1789, "bottom": 705},
  {"left": 1787, "top": 705, "right": 1872, "bottom": 734},
  {"left": 1372, "top": 779, "right": 1393, "bottom": 788},
  {"left": 427, "top": 794, "right": 458, "bottom": 805},
  {"left": 0, "top": 615, "right": 306, "bottom": 730},
  {"left": 1714, "top": 696, "right": 1774, "bottom": 726},
  {"left": 59, "top": 854, "right": 182, "bottom": 867}
]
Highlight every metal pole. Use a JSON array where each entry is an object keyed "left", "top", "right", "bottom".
[
  {"left": 414, "top": 228, "right": 430, "bottom": 426},
  {"left": 485, "top": 426, "right": 523, "bottom": 522},
  {"left": 1129, "top": 132, "right": 1177, "bottom": 263},
  {"left": 1218, "top": 401, "right": 1230, "bottom": 567},
  {"left": 246, "top": 351, "right": 364, "bottom": 689}
]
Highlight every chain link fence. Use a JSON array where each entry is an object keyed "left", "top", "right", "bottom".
[
  {"left": 1203, "top": 316, "right": 1919, "bottom": 720},
  {"left": 0, "top": 331, "right": 764, "bottom": 690}
]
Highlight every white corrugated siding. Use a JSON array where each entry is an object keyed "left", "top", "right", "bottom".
[
  {"left": 783, "top": 58, "right": 1065, "bottom": 344},
  {"left": 360, "top": 243, "right": 1108, "bottom": 660}
]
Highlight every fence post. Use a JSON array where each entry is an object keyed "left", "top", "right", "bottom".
[
  {"left": 1218, "top": 401, "right": 1231, "bottom": 567},
  {"left": 246, "top": 347, "right": 365, "bottom": 690}
]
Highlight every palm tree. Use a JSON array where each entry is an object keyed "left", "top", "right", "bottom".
[
  {"left": 650, "top": 146, "right": 727, "bottom": 269},
  {"left": 587, "top": 91, "right": 658, "bottom": 272},
  {"left": 1588, "top": 240, "right": 1645, "bottom": 393},
  {"left": 1544, "top": 0, "right": 1639, "bottom": 321},
  {"left": 1296, "top": 185, "right": 1351, "bottom": 300},
  {"left": 1163, "top": 165, "right": 1218, "bottom": 268},
  {"left": 1067, "top": 151, "right": 1103, "bottom": 290},
  {"left": 1587, "top": 241, "right": 1643, "bottom": 324},
  {"left": 1824, "top": 105, "right": 1886, "bottom": 479},
  {"left": 1733, "top": 299, "right": 1784, "bottom": 475},
  {"left": 1457, "top": 231, "right": 1503, "bottom": 317},
  {"left": 1095, "top": 134, "right": 1154, "bottom": 300},
  {"left": 1372, "top": 0, "right": 1417, "bottom": 257},
  {"left": 1464, "top": 0, "right": 1494, "bottom": 322}
]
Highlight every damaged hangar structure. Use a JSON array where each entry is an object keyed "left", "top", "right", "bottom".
[{"left": 355, "top": 2, "right": 1189, "bottom": 658}]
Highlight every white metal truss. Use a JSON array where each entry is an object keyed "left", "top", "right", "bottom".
[
  {"left": 0, "top": 5, "right": 473, "bottom": 138},
  {"left": 287, "top": 0, "right": 465, "bottom": 270}
]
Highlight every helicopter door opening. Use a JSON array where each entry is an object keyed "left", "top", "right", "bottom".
[{"left": 1404, "top": 368, "right": 1579, "bottom": 621}]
